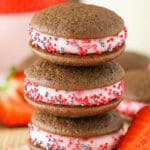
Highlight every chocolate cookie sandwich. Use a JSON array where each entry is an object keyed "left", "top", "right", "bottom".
[
  {"left": 116, "top": 70, "right": 150, "bottom": 121},
  {"left": 115, "top": 51, "right": 150, "bottom": 71},
  {"left": 28, "top": 110, "right": 124, "bottom": 150},
  {"left": 28, "top": 2, "right": 127, "bottom": 66},
  {"left": 24, "top": 59, "right": 124, "bottom": 118}
]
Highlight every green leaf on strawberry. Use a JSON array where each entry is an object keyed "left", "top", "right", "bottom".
[{"left": 0, "top": 67, "right": 17, "bottom": 92}]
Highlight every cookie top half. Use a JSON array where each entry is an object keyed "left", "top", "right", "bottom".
[
  {"left": 32, "top": 110, "right": 123, "bottom": 138},
  {"left": 25, "top": 59, "right": 124, "bottom": 90},
  {"left": 31, "top": 2, "right": 124, "bottom": 39}
]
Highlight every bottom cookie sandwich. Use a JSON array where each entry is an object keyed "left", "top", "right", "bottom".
[{"left": 28, "top": 110, "right": 124, "bottom": 150}]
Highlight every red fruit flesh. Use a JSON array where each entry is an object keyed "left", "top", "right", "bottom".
[
  {"left": 119, "top": 106, "right": 150, "bottom": 150},
  {"left": 0, "top": 90, "right": 34, "bottom": 127},
  {"left": 0, "top": 69, "right": 34, "bottom": 127}
]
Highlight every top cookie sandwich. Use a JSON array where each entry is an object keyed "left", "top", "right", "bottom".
[{"left": 29, "top": 2, "right": 127, "bottom": 66}]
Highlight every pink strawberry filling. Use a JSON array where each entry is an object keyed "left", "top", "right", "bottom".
[
  {"left": 116, "top": 99, "right": 149, "bottom": 116},
  {"left": 29, "top": 124, "right": 124, "bottom": 150},
  {"left": 28, "top": 25, "right": 127, "bottom": 55},
  {"left": 24, "top": 78, "right": 124, "bottom": 106}
]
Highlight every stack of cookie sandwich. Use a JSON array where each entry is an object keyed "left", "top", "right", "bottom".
[{"left": 24, "top": 2, "right": 127, "bottom": 150}]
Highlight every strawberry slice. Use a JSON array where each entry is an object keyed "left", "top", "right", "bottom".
[
  {"left": 119, "top": 106, "right": 150, "bottom": 150},
  {"left": 0, "top": 67, "right": 34, "bottom": 127}
]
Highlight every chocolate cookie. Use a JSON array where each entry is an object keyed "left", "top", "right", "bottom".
[
  {"left": 116, "top": 69, "right": 150, "bottom": 120},
  {"left": 28, "top": 110, "right": 124, "bottom": 150},
  {"left": 24, "top": 59, "right": 124, "bottom": 117},
  {"left": 124, "top": 70, "right": 150, "bottom": 102},
  {"left": 31, "top": 2, "right": 124, "bottom": 38},
  {"left": 28, "top": 2, "right": 127, "bottom": 66},
  {"left": 25, "top": 59, "right": 124, "bottom": 90},
  {"left": 115, "top": 51, "right": 150, "bottom": 71}
]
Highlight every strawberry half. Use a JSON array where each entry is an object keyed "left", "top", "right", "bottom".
[
  {"left": 0, "top": 67, "right": 34, "bottom": 127},
  {"left": 119, "top": 106, "right": 150, "bottom": 150}
]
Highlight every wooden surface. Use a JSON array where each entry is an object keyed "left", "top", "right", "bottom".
[{"left": 0, "top": 125, "right": 28, "bottom": 150}]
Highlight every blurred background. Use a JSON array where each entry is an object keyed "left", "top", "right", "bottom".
[{"left": 0, "top": 0, "right": 149, "bottom": 72}]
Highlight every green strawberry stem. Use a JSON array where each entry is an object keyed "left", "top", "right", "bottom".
[
  {"left": 0, "top": 66, "right": 17, "bottom": 92},
  {"left": 7, "top": 67, "right": 17, "bottom": 81}
]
